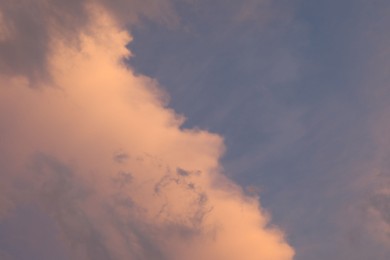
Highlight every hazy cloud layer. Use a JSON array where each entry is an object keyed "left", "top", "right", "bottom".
[{"left": 0, "top": 2, "right": 293, "bottom": 259}]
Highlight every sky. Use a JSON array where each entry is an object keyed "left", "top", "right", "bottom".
[{"left": 0, "top": 0, "right": 389, "bottom": 260}]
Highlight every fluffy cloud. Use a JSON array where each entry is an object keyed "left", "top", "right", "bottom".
[
  {"left": 0, "top": 0, "right": 177, "bottom": 82},
  {"left": 0, "top": 2, "right": 294, "bottom": 259}
]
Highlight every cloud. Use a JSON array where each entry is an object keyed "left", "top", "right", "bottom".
[
  {"left": 0, "top": 0, "right": 177, "bottom": 84},
  {"left": 0, "top": 2, "right": 294, "bottom": 259}
]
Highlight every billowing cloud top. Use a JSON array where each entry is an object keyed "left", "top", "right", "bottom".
[{"left": 0, "top": 1, "right": 294, "bottom": 259}]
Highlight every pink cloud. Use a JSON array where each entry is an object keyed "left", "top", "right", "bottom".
[{"left": 0, "top": 2, "right": 294, "bottom": 259}]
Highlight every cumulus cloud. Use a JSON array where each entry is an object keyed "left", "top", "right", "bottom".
[
  {"left": 0, "top": 1, "right": 294, "bottom": 259},
  {"left": 0, "top": 0, "right": 176, "bottom": 83}
]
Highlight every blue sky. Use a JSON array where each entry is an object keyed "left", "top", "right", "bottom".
[
  {"left": 0, "top": 0, "right": 389, "bottom": 259},
  {"left": 129, "top": 0, "right": 390, "bottom": 258}
]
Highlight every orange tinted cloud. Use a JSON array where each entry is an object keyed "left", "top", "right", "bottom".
[{"left": 0, "top": 3, "right": 294, "bottom": 259}]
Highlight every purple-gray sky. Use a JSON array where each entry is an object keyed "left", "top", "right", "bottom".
[{"left": 1, "top": 0, "right": 390, "bottom": 259}]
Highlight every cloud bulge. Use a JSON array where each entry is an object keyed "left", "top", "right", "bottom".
[{"left": 0, "top": 1, "right": 294, "bottom": 260}]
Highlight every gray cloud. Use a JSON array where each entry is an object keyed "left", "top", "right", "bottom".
[
  {"left": 0, "top": 0, "right": 88, "bottom": 82},
  {"left": 371, "top": 193, "right": 390, "bottom": 228}
]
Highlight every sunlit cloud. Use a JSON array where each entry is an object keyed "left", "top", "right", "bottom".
[{"left": 0, "top": 2, "right": 294, "bottom": 259}]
